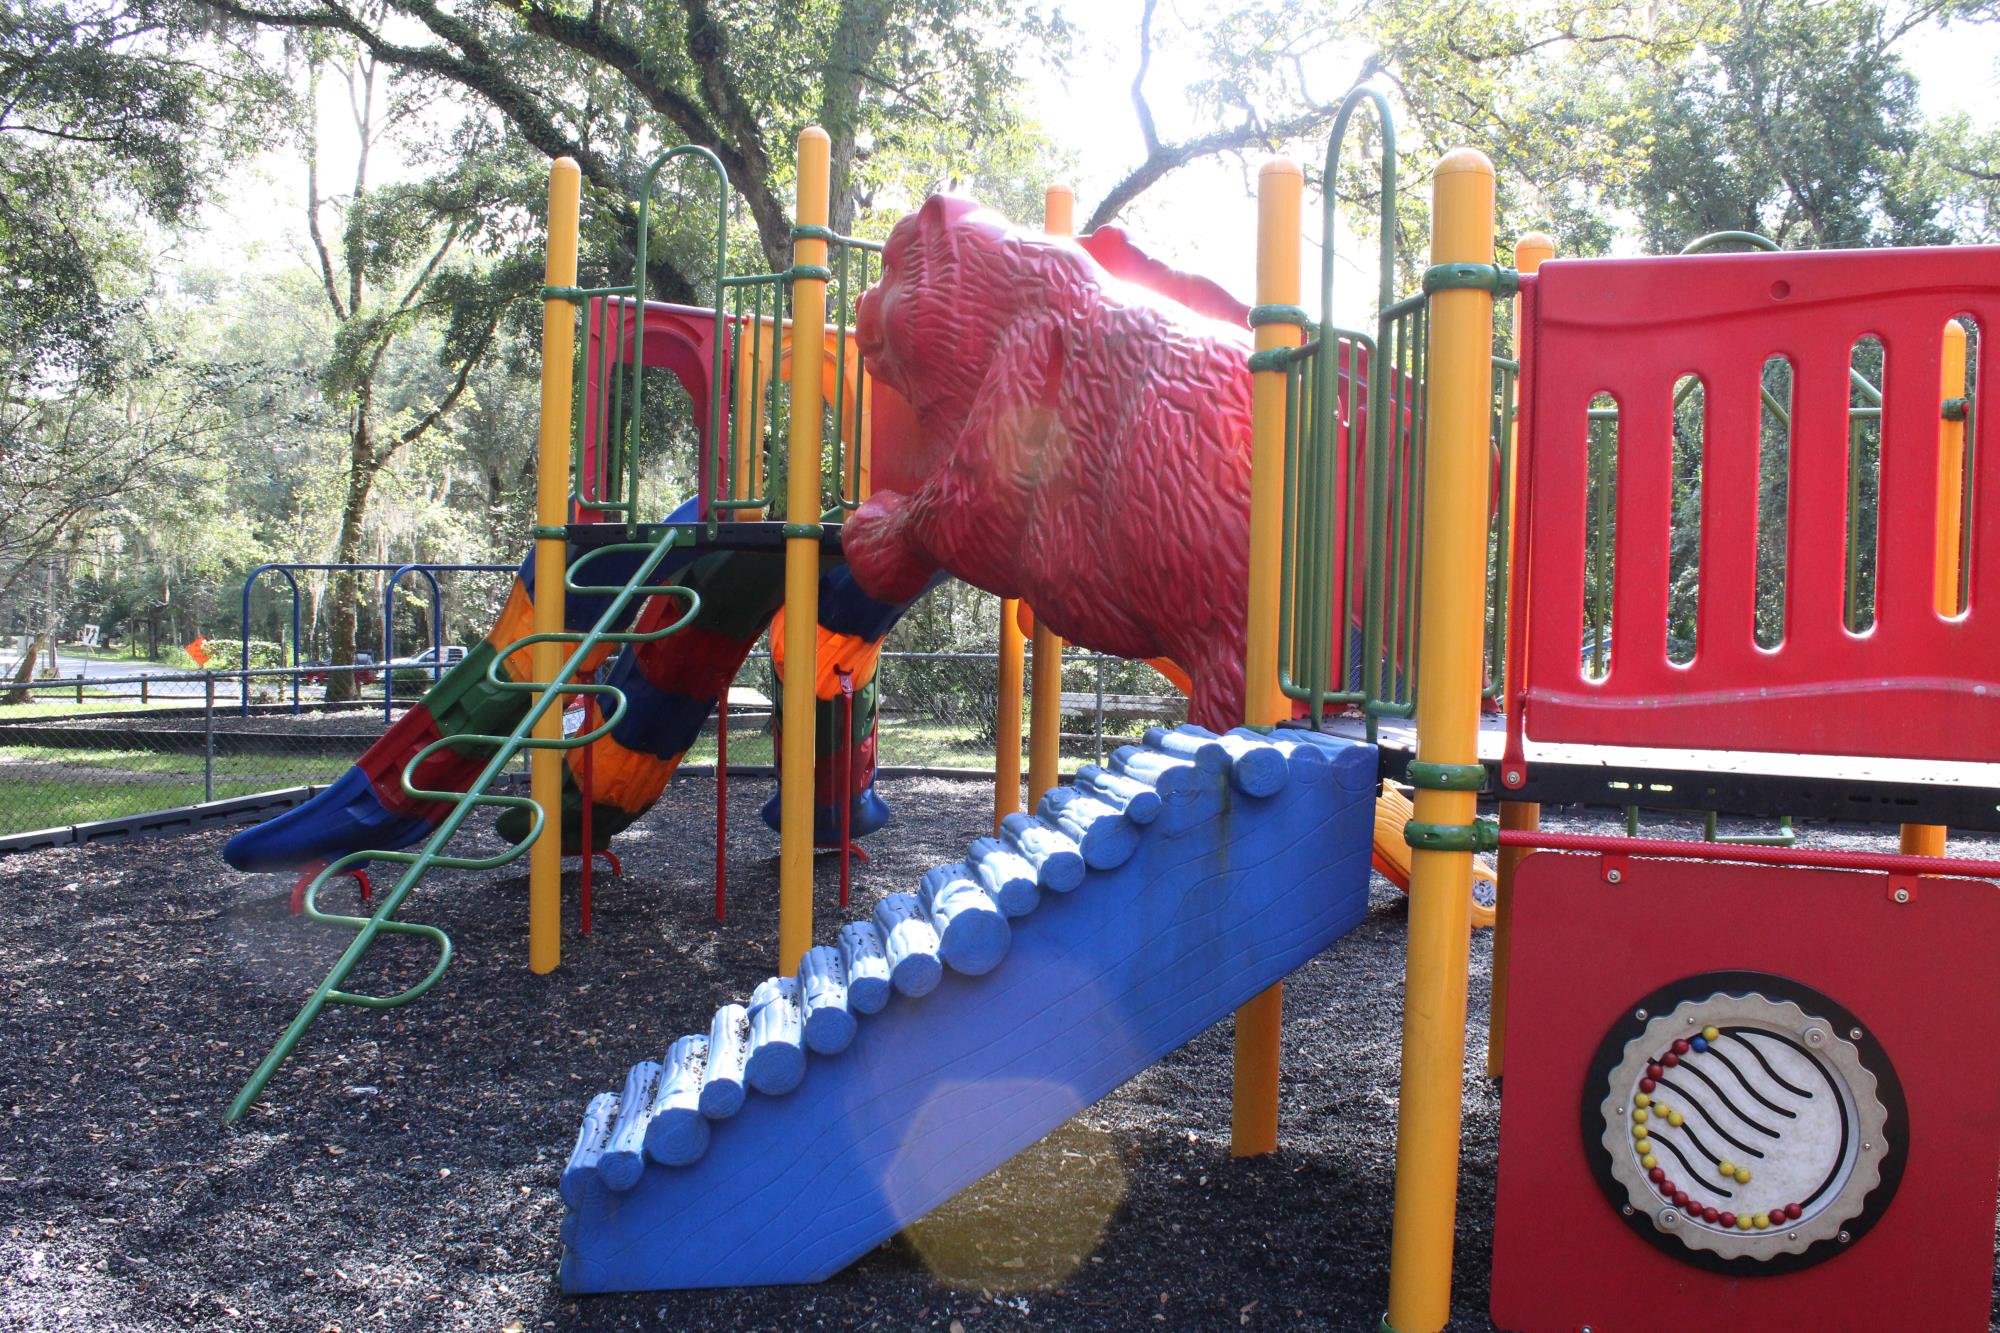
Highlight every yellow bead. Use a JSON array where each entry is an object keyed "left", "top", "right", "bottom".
[
  {"left": 1668, "top": 1111, "right": 1685, "bottom": 1128},
  {"left": 1703, "top": 1025, "right": 1720, "bottom": 1041},
  {"left": 1635, "top": 1093, "right": 1651, "bottom": 1108},
  {"left": 1633, "top": 1124, "right": 1649, "bottom": 1140},
  {"left": 1754, "top": 1213, "right": 1770, "bottom": 1230},
  {"left": 1718, "top": 1160, "right": 1735, "bottom": 1176},
  {"left": 1633, "top": 1109, "right": 1649, "bottom": 1124},
  {"left": 1636, "top": 1139, "right": 1653, "bottom": 1156},
  {"left": 1736, "top": 1214, "right": 1753, "bottom": 1230},
  {"left": 1735, "top": 1168, "right": 1752, "bottom": 1184},
  {"left": 1641, "top": 1154, "right": 1658, "bottom": 1170}
]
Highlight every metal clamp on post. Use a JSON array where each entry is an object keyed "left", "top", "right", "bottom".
[
  {"left": 531, "top": 524, "right": 569, "bottom": 541},
  {"left": 1422, "top": 262, "right": 1519, "bottom": 298},
  {"left": 1404, "top": 760, "right": 1487, "bottom": 792},
  {"left": 787, "top": 264, "right": 834, "bottom": 283},
  {"left": 790, "top": 224, "right": 837, "bottom": 244},
  {"left": 1247, "top": 305, "right": 1313, "bottom": 373},
  {"left": 1404, "top": 816, "right": 1500, "bottom": 853},
  {"left": 540, "top": 284, "right": 586, "bottom": 303},
  {"left": 1943, "top": 396, "right": 1970, "bottom": 422},
  {"left": 779, "top": 521, "right": 824, "bottom": 540}
]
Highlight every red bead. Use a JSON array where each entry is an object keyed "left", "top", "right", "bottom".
[
  {"left": 1646, "top": 1063, "right": 1665, "bottom": 1080},
  {"left": 1672, "top": 1039, "right": 1691, "bottom": 1055},
  {"left": 1658, "top": 1178, "right": 1676, "bottom": 1196},
  {"left": 1662, "top": 1051, "right": 1681, "bottom": 1067},
  {"left": 1673, "top": 1191, "right": 1690, "bottom": 1209},
  {"left": 1719, "top": 1212, "right": 1737, "bottom": 1228},
  {"left": 1702, "top": 1207, "right": 1720, "bottom": 1223},
  {"left": 1648, "top": 1167, "right": 1666, "bottom": 1183},
  {"left": 1785, "top": 1203, "right": 1802, "bottom": 1220},
  {"left": 1639, "top": 1077, "right": 1657, "bottom": 1093}
]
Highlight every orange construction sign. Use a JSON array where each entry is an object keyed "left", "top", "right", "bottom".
[{"left": 185, "top": 635, "right": 211, "bottom": 667}]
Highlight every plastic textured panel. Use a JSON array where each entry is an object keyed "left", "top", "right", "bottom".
[
  {"left": 557, "top": 727, "right": 1378, "bottom": 1292},
  {"left": 1491, "top": 851, "right": 2000, "bottom": 1332},
  {"left": 1506, "top": 248, "right": 2000, "bottom": 765}
]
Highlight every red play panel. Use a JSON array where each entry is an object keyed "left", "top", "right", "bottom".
[
  {"left": 1504, "top": 247, "right": 2000, "bottom": 766},
  {"left": 1491, "top": 850, "right": 2000, "bottom": 1332}
]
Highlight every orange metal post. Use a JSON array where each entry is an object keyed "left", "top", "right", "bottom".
[{"left": 1231, "top": 159, "right": 1304, "bottom": 1159}]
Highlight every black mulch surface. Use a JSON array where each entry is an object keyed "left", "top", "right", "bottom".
[{"left": 2, "top": 777, "right": 1995, "bottom": 1332}]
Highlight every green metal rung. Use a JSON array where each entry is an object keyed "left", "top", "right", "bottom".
[{"left": 226, "top": 526, "right": 702, "bottom": 1123}]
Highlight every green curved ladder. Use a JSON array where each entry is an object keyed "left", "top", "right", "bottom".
[{"left": 226, "top": 535, "right": 703, "bottom": 1121}]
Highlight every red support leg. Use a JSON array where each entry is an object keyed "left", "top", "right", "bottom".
[
  {"left": 578, "top": 672, "right": 595, "bottom": 938},
  {"left": 838, "top": 668, "right": 854, "bottom": 909},
  {"left": 715, "top": 688, "right": 729, "bottom": 923}
]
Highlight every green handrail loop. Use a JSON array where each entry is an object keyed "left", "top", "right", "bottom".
[
  {"left": 1275, "top": 84, "right": 1401, "bottom": 737},
  {"left": 1678, "top": 230, "right": 1780, "bottom": 254},
  {"left": 575, "top": 145, "right": 731, "bottom": 534}
]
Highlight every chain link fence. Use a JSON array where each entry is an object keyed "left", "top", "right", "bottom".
[{"left": 1, "top": 651, "right": 1187, "bottom": 847}]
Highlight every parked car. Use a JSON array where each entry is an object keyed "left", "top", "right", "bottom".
[
  {"left": 301, "top": 652, "right": 378, "bottom": 686},
  {"left": 389, "top": 645, "right": 469, "bottom": 671}
]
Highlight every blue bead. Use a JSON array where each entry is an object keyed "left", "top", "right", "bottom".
[{"left": 1690, "top": 1036, "right": 1709, "bottom": 1052}]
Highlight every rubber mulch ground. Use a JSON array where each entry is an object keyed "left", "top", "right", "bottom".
[{"left": 1, "top": 775, "right": 1995, "bottom": 1332}]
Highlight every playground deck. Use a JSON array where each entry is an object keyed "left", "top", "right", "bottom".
[{"left": 1337, "top": 714, "right": 2000, "bottom": 832}]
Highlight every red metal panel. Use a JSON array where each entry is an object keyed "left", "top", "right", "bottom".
[
  {"left": 1490, "top": 852, "right": 2000, "bottom": 1332},
  {"left": 1509, "top": 248, "right": 2000, "bottom": 763}
]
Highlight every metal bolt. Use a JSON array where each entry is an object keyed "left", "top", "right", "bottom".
[
  {"left": 1838, "top": 1230, "right": 1852, "bottom": 1244},
  {"left": 1621, "top": 1205, "right": 1634, "bottom": 1217},
  {"left": 1893, "top": 886, "right": 1911, "bottom": 904},
  {"left": 1606, "top": 868, "right": 1623, "bottom": 884},
  {"left": 1659, "top": 1209, "right": 1680, "bottom": 1227},
  {"left": 1634, "top": 1008, "right": 1648, "bottom": 1021},
  {"left": 1788, "top": 1231, "right": 1800, "bottom": 1240},
  {"left": 1849, "top": 1027, "right": 1864, "bottom": 1041},
  {"left": 1863, "top": 1141, "right": 1873, "bottom": 1151},
  {"left": 1804, "top": 1027, "right": 1826, "bottom": 1046}
]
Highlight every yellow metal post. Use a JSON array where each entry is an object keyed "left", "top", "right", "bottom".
[
  {"left": 529, "top": 157, "right": 581, "bottom": 976},
  {"left": 1488, "top": 230, "right": 1552, "bottom": 1078},
  {"left": 1900, "top": 316, "right": 1968, "bottom": 860},
  {"left": 779, "top": 127, "right": 831, "bottom": 974},
  {"left": 994, "top": 599, "right": 1025, "bottom": 831},
  {"left": 1232, "top": 158, "right": 1303, "bottom": 1160},
  {"left": 1026, "top": 185, "right": 1074, "bottom": 810},
  {"left": 1384, "top": 149, "right": 1497, "bottom": 1333}
]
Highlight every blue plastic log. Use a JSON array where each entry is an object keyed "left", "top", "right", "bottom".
[
  {"left": 560, "top": 1091, "right": 618, "bottom": 1207},
  {"left": 1038, "top": 787, "right": 1138, "bottom": 870},
  {"left": 838, "top": 921, "right": 893, "bottom": 1014},
  {"left": 798, "top": 946, "right": 857, "bottom": 1055},
  {"left": 1179, "top": 725, "right": 1288, "bottom": 797},
  {"left": 698, "top": 1004, "right": 750, "bottom": 1119},
  {"left": 966, "top": 836, "right": 1040, "bottom": 916},
  {"left": 1073, "top": 765, "right": 1163, "bottom": 824},
  {"left": 1230, "top": 727, "right": 1331, "bottom": 784},
  {"left": 645, "top": 1035, "right": 710, "bottom": 1167},
  {"left": 1000, "top": 813, "right": 1085, "bottom": 892},
  {"left": 1108, "top": 746, "right": 1220, "bottom": 834},
  {"left": 918, "top": 864, "right": 1011, "bottom": 975},
  {"left": 600, "top": 1060, "right": 664, "bottom": 1191},
  {"left": 873, "top": 892, "right": 943, "bottom": 997},
  {"left": 744, "top": 977, "right": 806, "bottom": 1095}
]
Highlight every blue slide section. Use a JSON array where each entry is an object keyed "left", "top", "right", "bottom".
[{"left": 556, "top": 724, "right": 1379, "bottom": 1292}]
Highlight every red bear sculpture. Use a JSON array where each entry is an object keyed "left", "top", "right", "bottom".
[{"left": 848, "top": 195, "right": 1256, "bottom": 729}]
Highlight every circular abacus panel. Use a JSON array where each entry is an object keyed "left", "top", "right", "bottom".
[{"left": 1585, "top": 971, "right": 1906, "bottom": 1276}]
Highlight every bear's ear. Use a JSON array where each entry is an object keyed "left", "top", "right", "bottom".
[{"left": 917, "top": 194, "right": 983, "bottom": 236}]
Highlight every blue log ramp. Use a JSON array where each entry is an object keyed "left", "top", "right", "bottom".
[{"left": 558, "top": 725, "right": 1379, "bottom": 1293}]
